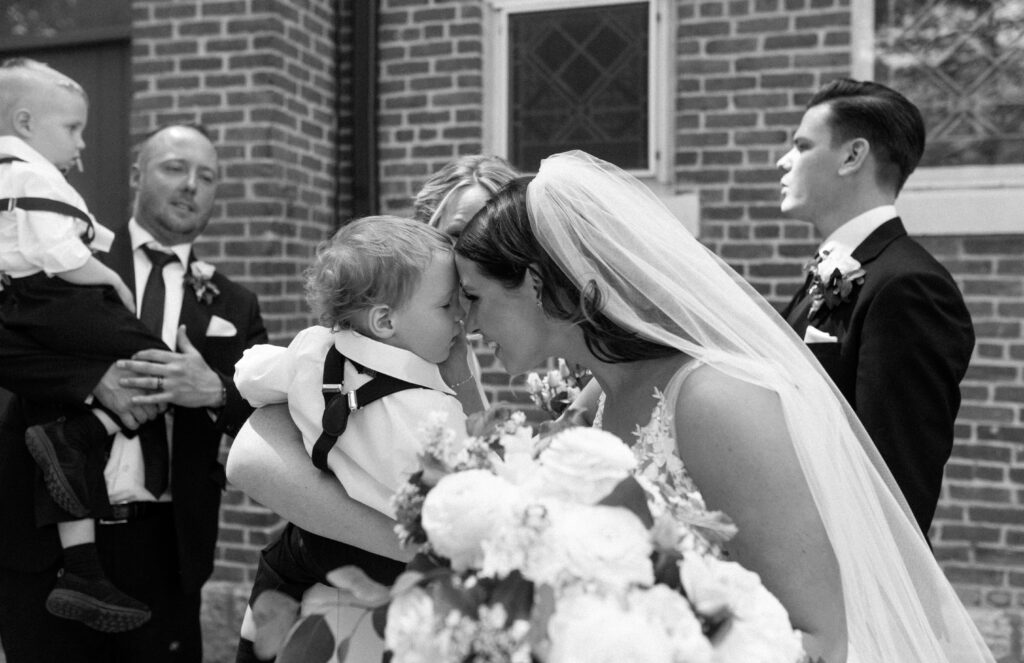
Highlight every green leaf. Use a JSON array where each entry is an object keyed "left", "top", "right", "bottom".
[
  {"left": 336, "top": 636, "right": 351, "bottom": 662},
  {"left": 277, "top": 614, "right": 336, "bottom": 663},
  {"left": 598, "top": 476, "right": 654, "bottom": 528}
]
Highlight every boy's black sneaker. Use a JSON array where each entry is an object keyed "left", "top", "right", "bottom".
[
  {"left": 25, "top": 414, "right": 103, "bottom": 518},
  {"left": 45, "top": 569, "right": 151, "bottom": 633}
]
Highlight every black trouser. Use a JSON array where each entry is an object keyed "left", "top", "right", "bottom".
[
  {"left": 0, "top": 504, "right": 201, "bottom": 663},
  {"left": 235, "top": 522, "right": 404, "bottom": 663}
]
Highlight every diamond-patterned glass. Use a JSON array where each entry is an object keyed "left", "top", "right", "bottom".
[
  {"left": 509, "top": 3, "right": 649, "bottom": 172},
  {"left": 875, "top": 0, "right": 1024, "bottom": 166}
]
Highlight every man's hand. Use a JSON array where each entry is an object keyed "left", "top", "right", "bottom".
[
  {"left": 93, "top": 363, "right": 165, "bottom": 430},
  {"left": 118, "top": 325, "right": 225, "bottom": 409}
]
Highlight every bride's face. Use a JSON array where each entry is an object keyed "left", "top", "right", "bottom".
[{"left": 455, "top": 255, "right": 552, "bottom": 375}]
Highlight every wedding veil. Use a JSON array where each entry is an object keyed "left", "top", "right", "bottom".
[{"left": 526, "top": 151, "right": 993, "bottom": 662}]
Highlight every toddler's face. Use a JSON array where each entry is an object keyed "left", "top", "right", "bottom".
[
  {"left": 390, "top": 251, "right": 464, "bottom": 365},
  {"left": 28, "top": 88, "right": 87, "bottom": 173}
]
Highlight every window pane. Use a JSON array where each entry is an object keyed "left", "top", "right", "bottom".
[
  {"left": 509, "top": 3, "right": 649, "bottom": 172},
  {"left": 875, "top": 0, "right": 1024, "bottom": 167},
  {"left": 0, "top": 0, "right": 131, "bottom": 39}
]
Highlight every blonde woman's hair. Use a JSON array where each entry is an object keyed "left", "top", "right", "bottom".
[
  {"left": 305, "top": 215, "right": 453, "bottom": 330},
  {"left": 413, "top": 154, "right": 519, "bottom": 228}
]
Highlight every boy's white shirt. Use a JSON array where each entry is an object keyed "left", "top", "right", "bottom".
[
  {"left": 235, "top": 327, "right": 467, "bottom": 517},
  {"left": 0, "top": 135, "right": 115, "bottom": 276}
]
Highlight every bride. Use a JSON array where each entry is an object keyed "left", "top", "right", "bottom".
[{"left": 229, "top": 151, "right": 993, "bottom": 662}]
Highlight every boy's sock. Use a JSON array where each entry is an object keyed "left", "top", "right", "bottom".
[
  {"left": 47, "top": 545, "right": 152, "bottom": 633},
  {"left": 61, "top": 543, "right": 105, "bottom": 579},
  {"left": 25, "top": 413, "right": 107, "bottom": 518}
]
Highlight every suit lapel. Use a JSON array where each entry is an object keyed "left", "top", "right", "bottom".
[
  {"left": 105, "top": 230, "right": 137, "bottom": 295},
  {"left": 852, "top": 217, "right": 906, "bottom": 266},
  {"left": 178, "top": 250, "right": 211, "bottom": 357}
]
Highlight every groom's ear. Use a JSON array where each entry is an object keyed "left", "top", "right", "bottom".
[
  {"left": 365, "top": 304, "right": 397, "bottom": 339},
  {"left": 838, "top": 137, "right": 870, "bottom": 177}
]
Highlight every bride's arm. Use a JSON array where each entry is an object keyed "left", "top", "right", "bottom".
[
  {"left": 226, "top": 404, "right": 411, "bottom": 562},
  {"left": 674, "top": 368, "right": 845, "bottom": 663}
]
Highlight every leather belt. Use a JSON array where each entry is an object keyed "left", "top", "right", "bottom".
[{"left": 98, "top": 501, "right": 169, "bottom": 525}]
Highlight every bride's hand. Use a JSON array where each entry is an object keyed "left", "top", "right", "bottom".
[{"left": 439, "top": 324, "right": 473, "bottom": 389}]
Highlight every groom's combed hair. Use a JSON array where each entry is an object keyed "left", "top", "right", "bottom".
[
  {"left": 305, "top": 215, "right": 452, "bottom": 331},
  {"left": 808, "top": 78, "right": 925, "bottom": 195},
  {"left": 456, "top": 177, "right": 676, "bottom": 364}
]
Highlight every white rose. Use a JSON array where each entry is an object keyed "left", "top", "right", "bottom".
[
  {"left": 385, "top": 587, "right": 446, "bottom": 663},
  {"left": 421, "top": 469, "right": 520, "bottom": 571},
  {"left": 680, "top": 556, "right": 804, "bottom": 663},
  {"left": 547, "top": 592, "right": 673, "bottom": 663},
  {"left": 816, "top": 248, "right": 860, "bottom": 279},
  {"left": 627, "top": 585, "right": 713, "bottom": 663},
  {"left": 526, "top": 501, "right": 653, "bottom": 589},
  {"left": 190, "top": 260, "right": 216, "bottom": 280},
  {"left": 526, "top": 427, "right": 636, "bottom": 504}
]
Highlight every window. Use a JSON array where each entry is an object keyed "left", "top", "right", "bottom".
[
  {"left": 484, "top": 0, "right": 674, "bottom": 181},
  {"left": 852, "top": 0, "right": 1024, "bottom": 234}
]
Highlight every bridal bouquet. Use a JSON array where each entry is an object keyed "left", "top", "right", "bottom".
[{"left": 273, "top": 409, "right": 806, "bottom": 663}]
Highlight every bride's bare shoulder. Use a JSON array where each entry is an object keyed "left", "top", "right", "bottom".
[{"left": 677, "top": 363, "right": 778, "bottom": 414}]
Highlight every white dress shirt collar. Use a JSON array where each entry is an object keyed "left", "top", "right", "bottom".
[
  {"left": 128, "top": 218, "right": 192, "bottom": 266},
  {"left": 334, "top": 329, "right": 453, "bottom": 394},
  {"left": 821, "top": 205, "right": 898, "bottom": 256}
]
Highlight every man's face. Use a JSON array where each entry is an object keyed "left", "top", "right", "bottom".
[
  {"left": 132, "top": 127, "right": 219, "bottom": 246},
  {"left": 776, "top": 104, "right": 845, "bottom": 227}
]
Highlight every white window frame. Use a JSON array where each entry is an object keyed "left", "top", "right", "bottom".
[
  {"left": 482, "top": 0, "right": 675, "bottom": 183},
  {"left": 852, "top": 0, "right": 1024, "bottom": 235}
]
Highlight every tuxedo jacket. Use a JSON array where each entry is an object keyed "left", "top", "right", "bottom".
[
  {"left": 782, "top": 218, "right": 974, "bottom": 534},
  {"left": 0, "top": 229, "right": 267, "bottom": 593}
]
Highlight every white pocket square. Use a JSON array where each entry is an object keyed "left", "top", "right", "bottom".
[
  {"left": 804, "top": 325, "right": 838, "bottom": 344},
  {"left": 206, "top": 315, "right": 237, "bottom": 337}
]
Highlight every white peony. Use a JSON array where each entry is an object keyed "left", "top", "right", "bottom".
[
  {"left": 546, "top": 592, "right": 674, "bottom": 663},
  {"left": 680, "top": 556, "right": 804, "bottom": 663},
  {"left": 421, "top": 469, "right": 521, "bottom": 571},
  {"left": 524, "top": 501, "right": 653, "bottom": 590},
  {"left": 525, "top": 427, "right": 636, "bottom": 504},
  {"left": 627, "top": 585, "right": 713, "bottom": 663}
]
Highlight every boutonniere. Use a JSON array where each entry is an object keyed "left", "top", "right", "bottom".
[
  {"left": 183, "top": 260, "right": 220, "bottom": 305},
  {"left": 806, "top": 247, "right": 865, "bottom": 316}
]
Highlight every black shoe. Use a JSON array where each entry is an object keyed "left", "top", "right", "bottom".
[
  {"left": 45, "top": 570, "right": 151, "bottom": 633},
  {"left": 25, "top": 415, "right": 103, "bottom": 518}
]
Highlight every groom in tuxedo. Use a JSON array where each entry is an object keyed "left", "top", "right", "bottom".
[
  {"left": 778, "top": 79, "right": 974, "bottom": 538},
  {"left": 0, "top": 124, "right": 267, "bottom": 662}
]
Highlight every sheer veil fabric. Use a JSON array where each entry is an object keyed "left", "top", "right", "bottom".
[{"left": 527, "top": 151, "right": 993, "bottom": 662}]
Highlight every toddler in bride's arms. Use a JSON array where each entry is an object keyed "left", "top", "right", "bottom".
[{"left": 232, "top": 215, "right": 472, "bottom": 658}]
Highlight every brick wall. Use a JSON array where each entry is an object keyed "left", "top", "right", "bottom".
[{"left": 121, "top": 0, "right": 1021, "bottom": 658}]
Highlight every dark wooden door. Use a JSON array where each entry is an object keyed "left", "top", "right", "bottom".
[{"left": 1, "top": 41, "right": 133, "bottom": 231}]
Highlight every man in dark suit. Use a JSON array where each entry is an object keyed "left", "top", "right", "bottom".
[
  {"left": 0, "top": 124, "right": 267, "bottom": 662},
  {"left": 778, "top": 79, "right": 974, "bottom": 538}
]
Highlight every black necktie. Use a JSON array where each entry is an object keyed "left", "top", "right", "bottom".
[{"left": 138, "top": 245, "right": 176, "bottom": 497}]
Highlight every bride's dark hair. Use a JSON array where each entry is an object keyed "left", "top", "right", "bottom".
[{"left": 455, "top": 176, "right": 676, "bottom": 364}]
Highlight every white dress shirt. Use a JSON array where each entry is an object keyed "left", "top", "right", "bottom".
[
  {"left": 103, "top": 219, "right": 189, "bottom": 503},
  {"left": 820, "top": 204, "right": 898, "bottom": 257},
  {"left": 0, "top": 135, "right": 114, "bottom": 276},
  {"left": 235, "top": 327, "right": 467, "bottom": 517}
]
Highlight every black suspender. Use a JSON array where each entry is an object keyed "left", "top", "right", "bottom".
[
  {"left": 0, "top": 156, "right": 96, "bottom": 245},
  {"left": 310, "top": 345, "right": 424, "bottom": 472}
]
